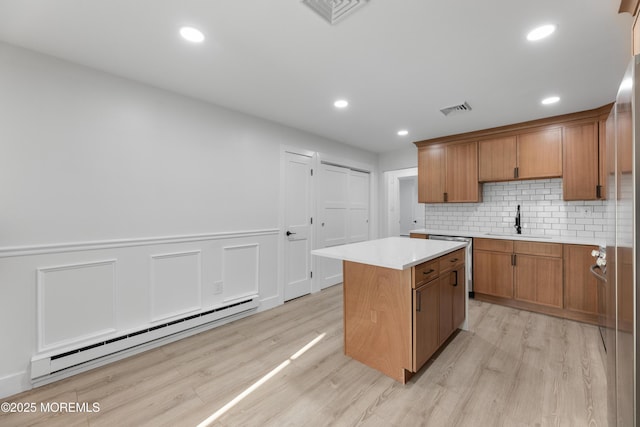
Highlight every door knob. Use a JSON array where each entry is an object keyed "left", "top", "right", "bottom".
[{"left": 286, "top": 231, "right": 296, "bottom": 236}]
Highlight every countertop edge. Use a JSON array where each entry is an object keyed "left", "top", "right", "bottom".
[
  {"left": 409, "top": 229, "right": 604, "bottom": 246},
  {"left": 311, "top": 239, "right": 467, "bottom": 270}
]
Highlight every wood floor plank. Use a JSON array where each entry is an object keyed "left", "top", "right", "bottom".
[{"left": 0, "top": 284, "right": 608, "bottom": 427}]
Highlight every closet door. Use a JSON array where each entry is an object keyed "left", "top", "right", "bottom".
[
  {"left": 317, "top": 164, "right": 348, "bottom": 289},
  {"left": 348, "top": 169, "right": 370, "bottom": 243},
  {"left": 317, "top": 164, "right": 371, "bottom": 289}
]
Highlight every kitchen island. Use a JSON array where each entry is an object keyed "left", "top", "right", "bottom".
[{"left": 312, "top": 237, "right": 467, "bottom": 383}]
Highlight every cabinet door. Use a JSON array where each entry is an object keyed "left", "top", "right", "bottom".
[
  {"left": 413, "top": 279, "right": 439, "bottom": 371},
  {"left": 598, "top": 117, "right": 607, "bottom": 199},
  {"left": 563, "top": 244, "right": 598, "bottom": 315},
  {"left": 438, "top": 273, "right": 454, "bottom": 344},
  {"left": 451, "top": 265, "right": 466, "bottom": 330},
  {"left": 517, "top": 128, "right": 562, "bottom": 179},
  {"left": 445, "top": 141, "right": 480, "bottom": 202},
  {"left": 563, "top": 122, "right": 599, "bottom": 200},
  {"left": 514, "top": 254, "right": 563, "bottom": 308},
  {"left": 473, "top": 250, "right": 514, "bottom": 298},
  {"left": 478, "top": 136, "right": 517, "bottom": 182},
  {"left": 418, "top": 145, "right": 445, "bottom": 203}
]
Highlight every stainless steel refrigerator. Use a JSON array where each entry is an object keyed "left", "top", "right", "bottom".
[{"left": 604, "top": 54, "right": 638, "bottom": 427}]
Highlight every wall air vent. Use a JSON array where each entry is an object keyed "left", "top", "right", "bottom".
[
  {"left": 303, "top": 0, "right": 369, "bottom": 25},
  {"left": 440, "top": 102, "right": 472, "bottom": 116}
]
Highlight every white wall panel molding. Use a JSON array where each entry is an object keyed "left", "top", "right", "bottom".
[
  {"left": 222, "top": 243, "right": 260, "bottom": 303},
  {"left": 0, "top": 229, "right": 279, "bottom": 258},
  {"left": 150, "top": 251, "right": 202, "bottom": 323},
  {"left": 36, "top": 260, "right": 117, "bottom": 353}
]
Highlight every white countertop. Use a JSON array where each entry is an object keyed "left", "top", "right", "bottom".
[
  {"left": 311, "top": 237, "right": 467, "bottom": 270},
  {"left": 410, "top": 228, "right": 604, "bottom": 246}
]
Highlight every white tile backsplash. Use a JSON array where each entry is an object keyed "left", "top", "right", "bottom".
[{"left": 422, "top": 178, "right": 605, "bottom": 239}]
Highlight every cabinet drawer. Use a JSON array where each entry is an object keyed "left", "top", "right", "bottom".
[
  {"left": 514, "top": 241, "right": 562, "bottom": 258},
  {"left": 474, "top": 238, "right": 513, "bottom": 253},
  {"left": 414, "top": 260, "right": 439, "bottom": 288},
  {"left": 439, "top": 249, "right": 465, "bottom": 273}
]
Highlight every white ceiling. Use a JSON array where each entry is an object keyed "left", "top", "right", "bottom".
[{"left": 0, "top": 0, "right": 633, "bottom": 153}]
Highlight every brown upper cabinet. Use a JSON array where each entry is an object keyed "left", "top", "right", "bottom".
[
  {"left": 415, "top": 104, "right": 613, "bottom": 202},
  {"left": 478, "top": 136, "right": 516, "bottom": 181},
  {"left": 562, "top": 121, "right": 603, "bottom": 200},
  {"left": 417, "top": 141, "right": 480, "bottom": 203},
  {"left": 478, "top": 128, "right": 562, "bottom": 182},
  {"left": 517, "top": 128, "right": 563, "bottom": 179}
]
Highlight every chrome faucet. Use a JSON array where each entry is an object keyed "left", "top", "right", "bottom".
[{"left": 514, "top": 204, "right": 522, "bottom": 234}]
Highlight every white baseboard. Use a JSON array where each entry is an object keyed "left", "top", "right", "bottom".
[
  {"left": 259, "top": 294, "right": 282, "bottom": 312},
  {"left": 0, "top": 372, "right": 31, "bottom": 399}
]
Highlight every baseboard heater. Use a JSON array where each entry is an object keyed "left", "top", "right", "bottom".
[{"left": 30, "top": 297, "right": 259, "bottom": 383}]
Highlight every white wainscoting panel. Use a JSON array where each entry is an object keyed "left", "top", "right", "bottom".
[
  {"left": 37, "top": 260, "right": 117, "bottom": 352},
  {"left": 222, "top": 243, "right": 259, "bottom": 303},
  {"left": 0, "top": 229, "right": 278, "bottom": 399},
  {"left": 150, "top": 251, "right": 202, "bottom": 322}
]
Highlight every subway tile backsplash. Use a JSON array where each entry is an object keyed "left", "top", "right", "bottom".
[{"left": 422, "top": 178, "right": 606, "bottom": 239}]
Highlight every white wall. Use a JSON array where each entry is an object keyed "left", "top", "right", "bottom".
[
  {"left": 378, "top": 146, "right": 417, "bottom": 172},
  {"left": 377, "top": 146, "right": 418, "bottom": 237},
  {"left": 0, "top": 42, "right": 378, "bottom": 397}
]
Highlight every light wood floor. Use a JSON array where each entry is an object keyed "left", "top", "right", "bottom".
[{"left": 1, "top": 284, "right": 607, "bottom": 426}]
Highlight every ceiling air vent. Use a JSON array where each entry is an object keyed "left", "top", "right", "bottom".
[
  {"left": 303, "top": 0, "right": 369, "bottom": 25},
  {"left": 440, "top": 102, "right": 472, "bottom": 116}
]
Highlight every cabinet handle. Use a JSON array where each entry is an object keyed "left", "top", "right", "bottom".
[
  {"left": 514, "top": 167, "right": 519, "bottom": 178},
  {"left": 423, "top": 269, "right": 435, "bottom": 275},
  {"left": 450, "top": 258, "right": 458, "bottom": 263},
  {"left": 444, "top": 192, "right": 448, "bottom": 202},
  {"left": 596, "top": 185, "right": 602, "bottom": 199},
  {"left": 511, "top": 254, "right": 516, "bottom": 266},
  {"left": 452, "top": 270, "right": 458, "bottom": 286},
  {"left": 416, "top": 290, "right": 422, "bottom": 312}
]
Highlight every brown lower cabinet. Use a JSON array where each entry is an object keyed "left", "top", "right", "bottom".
[
  {"left": 413, "top": 279, "right": 439, "bottom": 371},
  {"left": 473, "top": 238, "right": 514, "bottom": 298},
  {"left": 474, "top": 238, "right": 600, "bottom": 324},
  {"left": 563, "top": 244, "right": 599, "bottom": 318},
  {"left": 513, "top": 241, "right": 563, "bottom": 308},
  {"left": 415, "top": 249, "right": 466, "bottom": 369},
  {"left": 451, "top": 264, "right": 466, "bottom": 337},
  {"left": 438, "top": 264, "right": 465, "bottom": 345}
]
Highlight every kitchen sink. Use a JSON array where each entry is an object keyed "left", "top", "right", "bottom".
[{"left": 484, "top": 233, "right": 551, "bottom": 239}]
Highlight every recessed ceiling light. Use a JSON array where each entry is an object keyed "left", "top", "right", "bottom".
[
  {"left": 334, "top": 99, "right": 349, "bottom": 108},
  {"left": 541, "top": 96, "right": 560, "bottom": 105},
  {"left": 527, "top": 24, "right": 556, "bottom": 41},
  {"left": 180, "top": 26, "right": 205, "bottom": 43},
  {"left": 397, "top": 130, "right": 409, "bottom": 136}
]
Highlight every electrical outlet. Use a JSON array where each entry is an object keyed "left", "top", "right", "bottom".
[{"left": 214, "top": 281, "right": 223, "bottom": 295}]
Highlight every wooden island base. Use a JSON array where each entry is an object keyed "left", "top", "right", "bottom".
[
  {"left": 343, "top": 261, "right": 413, "bottom": 383},
  {"left": 342, "top": 247, "right": 466, "bottom": 383}
]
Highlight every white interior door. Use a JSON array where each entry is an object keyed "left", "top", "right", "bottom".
[
  {"left": 348, "top": 169, "right": 370, "bottom": 243},
  {"left": 318, "top": 164, "right": 349, "bottom": 289},
  {"left": 283, "top": 152, "right": 312, "bottom": 301}
]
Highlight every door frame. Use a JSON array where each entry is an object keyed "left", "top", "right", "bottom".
[{"left": 384, "top": 167, "right": 418, "bottom": 237}]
